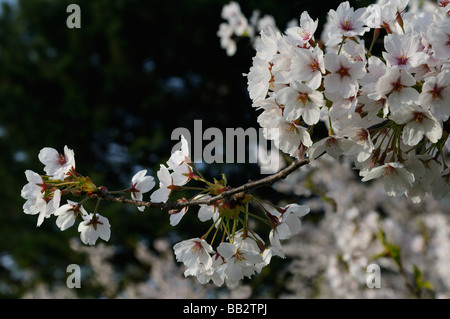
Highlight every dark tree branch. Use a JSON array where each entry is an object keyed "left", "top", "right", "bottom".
[{"left": 91, "top": 158, "right": 310, "bottom": 210}]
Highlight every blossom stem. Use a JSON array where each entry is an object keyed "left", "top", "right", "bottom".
[
  {"left": 209, "top": 219, "right": 222, "bottom": 246},
  {"left": 179, "top": 186, "right": 208, "bottom": 191},
  {"left": 223, "top": 219, "right": 232, "bottom": 243},
  {"left": 438, "top": 143, "right": 447, "bottom": 169},
  {"left": 202, "top": 218, "right": 220, "bottom": 241},
  {"left": 108, "top": 188, "right": 132, "bottom": 194},
  {"left": 92, "top": 158, "right": 310, "bottom": 210},
  {"left": 93, "top": 197, "right": 102, "bottom": 217},
  {"left": 52, "top": 181, "right": 78, "bottom": 187},
  {"left": 337, "top": 36, "right": 346, "bottom": 55},
  {"left": 247, "top": 211, "right": 272, "bottom": 227},
  {"left": 231, "top": 218, "right": 238, "bottom": 243},
  {"left": 190, "top": 162, "right": 210, "bottom": 185},
  {"left": 367, "top": 28, "right": 380, "bottom": 56},
  {"left": 328, "top": 116, "right": 335, "bottom": 136}
]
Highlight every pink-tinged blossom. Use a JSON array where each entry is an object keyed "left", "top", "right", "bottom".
[
  {"left": 173, "top": 238, "right": 214, "bottom": 272},
  {"left": 21, "top": 170, "right": 61, "bottom": 227},
  {"left": 279, "top": 204, "right": 310, "bottom": 235},
  {"left": 21, "top": 170, "right": 46, "bottom": 216},
  {"left": 382, "top": 33, "right": 428, "bottom": 70},
  {"left": 276, "top": 81, "right": 324, "bottom": 125},
  {"left": 169, "top": 199, "right": 189, "bottom": 226},
  {"left": 361, "top": 162, "right": 415, "bottom": 197},
  {"left": 290, "top": 46, "right": 325, "bottom": 90},
  {"left": 325, "top": 90, "right": 359, "bottom": 119},
  {"left": 130, "top": 170, "right": 155, "bottom": 212},
  {"left": 340, "top": 127, "right": 375, "bottom": 163},
  {"left": 217, "top": 23, "right": 236, "bottom": 56},
  {"left": 167, "top": 135, "right": 190, "bottom": 170},
  {"left": 285, "top": 11, "right": 318, "bottom": 46},
  {"left": 150, "top": 165, "right": 174, "bottom": 203},
  {"left": 419, "top": 70, "right": 450, "bottom": 122},
  {"left": 390, "top": 103, "right": 443, "bottom": 146},
  {"left": 327, "top": 1, "right": 370, "bottom": 38},
  {"left": 196, "top": 195, "right": 220, "bottom": 223},
  {"left": 221, "top": 1, "right": 249, "bottom": 36},
  {"left": 78, "top": 213, "right": 111, "bottom": 245},
  {"left": 307, "top": 136, "right": 354, "bottom": 162},
  {"left": 255, "top": 27, "right": 280, "bottom": 63},
  {"left": 269, "top": 222, "right": 290, "bottom": 258},
  {"left": 246, "top": 57, "right": 272, "bottom": 104},
  {"left": 54, "top": 200, "right": 87, "bottom": 231},
  {"left": 404, "top": 156, "right": 441, "bottom": 204},
  {"left": 363, "top": 0, "right": 408, "bottom": 29},
  {"left": 372, "top": 66, "right": 418, "bottom": 113},
  {"left": 324, "top": 52, "right": 366, "bottom": 98},
  {"left": 428, "top": 19, "right": 450, "bottom": 60},
  {"left": 217, "top": 242, "right": 263, "bottom": 288},
  {"left": 38, "top": 146, "right": 75, "bottom": 180},
  {"left": 360, "top": 56, "right": 387, "bottom": 94},
  {"left": 272, "top": 118, "right": 313, "bottom": 157}
]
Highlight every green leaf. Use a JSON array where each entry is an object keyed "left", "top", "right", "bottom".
[
  {"left": 378, "top": 226, "right": 388, "bottom": 246},
  {"left": 413, "top": 264, "right": 434, "bottom": 291},
  {"left": 421, "top": 281, "right": 434, "bottom": 291},
  {"left": 221, "top": 173, "right": 227, "bottom": 187}
]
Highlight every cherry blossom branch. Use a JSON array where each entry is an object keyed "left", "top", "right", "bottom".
[{"left": 91, "top": 158, "right": 310, "bottom": 210}]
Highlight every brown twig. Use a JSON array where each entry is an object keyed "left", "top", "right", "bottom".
[{"left": 91, "top": 158, "right": 310, "bottom": 210}]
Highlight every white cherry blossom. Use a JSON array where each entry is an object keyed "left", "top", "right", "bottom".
[
  {"left": 130, "top": 170, "right": 155, "bottom": 211},
  {"left": 78, "top": 213, "right": 111, "bottom": 245},
  {"left": 276, "top": 81, "right": 324, "bottom": 125},
  {"left": 327, "top": 1, "right": 370, "bottom": 38},
  {"left": 54, "top": 200, "right": 87, "bottom": 231},
  {"left": 362, "top": 162, "right": 415, "bottom": 197},
  {"left": 324, "top": 52, "right": 366, "bottom": 98},
  {"left": 390, "top": 103, "right": 443, "bottom": 146},
  {"left": 372, "top": 66, "right": 419, "bottom": 113},
  {"left": 38, "top": 145, "right": 75, "bottom": 180},
  {"left": 419, "top": 69, "right": 450, "bottom": 122},
  {"left": 382, "top": 33, "right": 428, "bottom": 70}
]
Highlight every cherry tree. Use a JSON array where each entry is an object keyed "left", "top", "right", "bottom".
[{"left": 21, "top": 0, "right": 449, "bottom": 293}]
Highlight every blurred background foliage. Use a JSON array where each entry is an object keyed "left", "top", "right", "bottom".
[{"left": 0, "top": 0, "right": 371, "bottom": 298}]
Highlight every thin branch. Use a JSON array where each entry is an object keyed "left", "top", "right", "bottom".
[{"left": 91, "top": 158, "right": 310, "bottom": 210}]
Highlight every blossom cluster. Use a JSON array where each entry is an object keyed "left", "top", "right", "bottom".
[
  {"left": 219, "top": 0, "right": 450, "bottom": 204},
  {"left": 21, "top": 145, "right": 160, "bottom": 245},
  {"left": 173, "top": 203, "right": 309, "bottom": 288},
  {"left": 20, "top": 139, "right": 310, "bottom": 287},
  {"left": 149, "top": 137, "right": 311, "bottom": 288},
  {"left": 21, "top": 146, "right": 110, "bottom": 244}
]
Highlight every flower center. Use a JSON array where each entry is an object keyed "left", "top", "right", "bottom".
[
  {"left": 356, "top": 129, "right": 369, "bottom": 142},
  {"left": 57, "top": 154, "right": 67, "bottom": 166},
  {"left": 130, "top": 182, "right": 140, "bottom": 193},
  {"left": 233, "top": 250, "right": 246, "bottom": 264},
  {"left": 384, "top": 165, "right": 397, "bottom": 176},
  {"left": 413, "top": 112, "right": 425, "bottom": 123},
  {"left": 87, "top": 215, "right": 104, "bottom": 231},
  {"left": 298, "top": 93, "right": 309, "bottom": 105},
  {"left": 391, "top": 78, "right": 404, "bottom": 92},
  {"left": 326, "top": 137, "right": 337, "bottom": 148},
  {"left": 310, "top": 60, "right": 319, "bottom": 71},
  {"left": 286, "top": 123, "right": 297, "bottom": 134},
  {"left": 428, "top": 84, "right": 443, "bottom": 99},
  {"left": 299, "top": 30, "right": 310, "bottom": 41},
  {"left": 341, "top": 19, "right": 353, "bottom": 31},
  {"left": 396, "top": 55, "right": 408, "bottom": 66},
  {"left": 190, "top": 241, "right": 204, "bottom": 256},
  {"left": 337, "top": 65, "right": 350, "bottom": 79}
]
